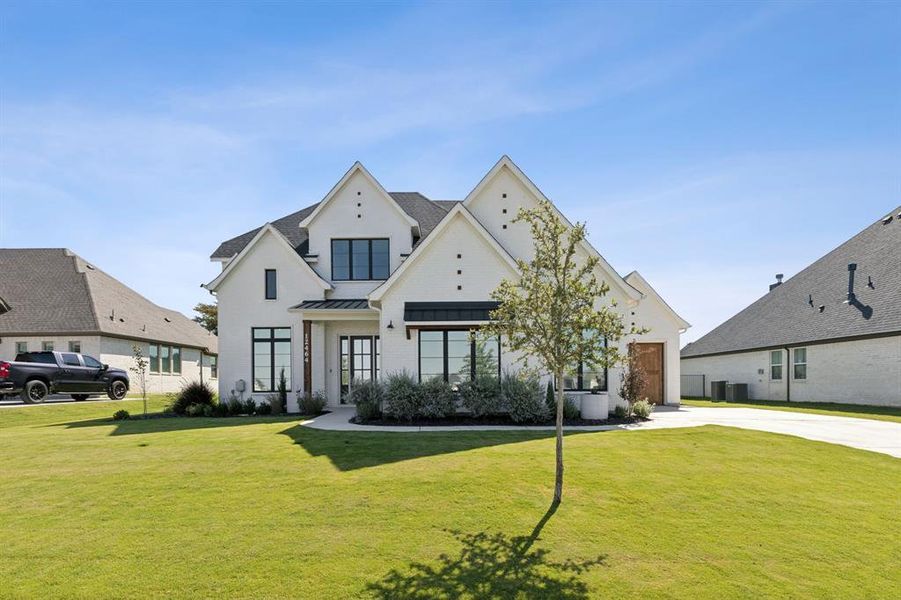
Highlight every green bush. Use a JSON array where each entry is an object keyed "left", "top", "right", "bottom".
[
  {"left": 211, "top": 402, "right": 229, "bottom": 417},
  {"left": 383, "top": 371, "right": 423, "bottom": 421},
  {"left": 612, "top": 403, "right": 628, "bottom": 419},
  {"left": 169, "top": 380, "right": 217, "bottom": 415},
  {"left": 563, "top": 395, "right": 581, "bottom": 420},
  {"left": 503, "top": 373, "right": 548, "bottom": 423},
  {"left": 298, "top": 390, "right": 328, "bottom": 415},
  {"left": 242, "top": 398, "right": 257, "bottom": 415},
  {"left": 226, "top": 397, "right": 243, "bottom": 416},
  {"left": 545, "top": 380, "right": 555, "bottom": 410},
  {"left": 420, "top": 377, "right": 456, "bottom": 419},
  {"left": 351, "top": 380, "right": 384, "bottom": 421},
  {"left": 459, "top": 375, "right": 502, "bottom": 417},
  {"left": 256, "top": 399, "right": 273, "bottom": 415},
  {"left": 276, "top": 369, "right": 288, "bottom": 414},
  {"left": 202, "top": 404, "right": 214, "bottom": 417},
  {"left": 632, "top": 399, "right": 654, "bottom": 419},
  {"left": 185, "top": 403, "right": 205, "bottom": 417},
  {"left": 112, "top": 409, "right": 130, "bottom": 421}
]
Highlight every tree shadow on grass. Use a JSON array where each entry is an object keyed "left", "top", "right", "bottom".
[
  {"left": 280, "top": 424, "right": 584, "bottom": 471},
  {"left": 49, "top": 414, "right": 303, "bottom": 436},
  {"left": 366, "top": 502, "right": 607, "bottom": 599}
]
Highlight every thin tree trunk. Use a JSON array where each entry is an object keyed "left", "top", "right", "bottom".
[{"left": 554, "top": 371, "right": 564, "bottom": 505}]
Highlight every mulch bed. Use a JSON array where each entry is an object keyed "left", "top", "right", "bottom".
[{"left": 351, "top": 415, "right": 646, "bottom": 427}]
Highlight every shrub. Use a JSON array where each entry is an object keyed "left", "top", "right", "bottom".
[
  {"left": 298, "top": 390, "right": 328, "bottom": 415},
  {"left": 242, "top": 397, "right": 257, "bottom": 415},
  {"left": 420, "top": 377, "right": 456, "bottom": 419},
  {"left": 169, "top": 380, "right": 217, "bottom": 415},
  {"left": 562, "top": 395, "right": 581, "bottom": 420},
  {"left": 227, "top": 397, "right": 243, "bottom": 416},
  {"left": 632, "top": 399, "right": 654, "bottom": 419},
  {"left": 503, "top": 373, "right": 548, "bottom": 423},
  {"left": 612, "top": 403, "right": 628, "bottom": 419},
  {"left": 202, "top": 404, "right": 214, "bottom": 417},
  {"left": 351, "top": 380, "right": 384, "bottom": 421},
  {"left": 185, "top": 403, "right": 205, "bottom": 417},
  {"left": 383, "top": 371, "right": 423, "bottom": 421},
  {"left": 212, "top": 402, "right": 229, "bottom": 417},
  {"left": 459, "top": 375, "right": 502, "bottom": 417},
  {"left": 256, "top": 399, "right": 273, "bottom": 416},
  {"left": 112, "top": 409, "right": 130, "bottom": 421},
  {"left": 276, "top": 369, "right": 288, "bottom": 414},
  {"left": 545, "top": 380, "right": 555, "bottom": 410}
]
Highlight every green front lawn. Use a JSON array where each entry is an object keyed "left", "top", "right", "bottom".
[
  {"left": 682, "top": 398, "right": 901, "bottom": 423},
  {"left": 1, "top": 400, "right": 899, "bottom": 599}
]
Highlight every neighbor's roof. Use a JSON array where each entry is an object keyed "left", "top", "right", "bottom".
[
  {"left": 681, "top": 207, "right": 901, "bottom": 358},
  {"left": 0, "top": 248, "right": 218, "bottom": 352},
  {"left": 210, "top": 193, "right": 457, "bottom": 260}
]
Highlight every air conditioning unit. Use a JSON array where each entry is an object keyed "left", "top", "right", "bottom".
[
  {"left": 726, "top": 383, "right": 748, "bottom": 402},
  {"left": 711, "top": 380, "right": 728, "bottom": 401}
]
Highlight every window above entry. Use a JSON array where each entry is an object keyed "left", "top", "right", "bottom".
[{"left": 332, "top": 238, "right": 389, "bottom": 281}]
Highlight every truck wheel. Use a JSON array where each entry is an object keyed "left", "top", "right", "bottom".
[
  {"left": 71, "top": 394, "right": 89, "bottom": 401},
  {"left": 108, "top": 380, "right": 128, "bottom": 400},
  {"left": 23, "top": 380, "right": 49, "bottom": 404}
]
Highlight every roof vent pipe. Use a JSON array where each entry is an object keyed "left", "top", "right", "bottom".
[
  {"left": 845, "top": 263, "right": 857, "bottom": 304},
  {"left": 769, "top": 273, "right": 784, "bottom": 292}
]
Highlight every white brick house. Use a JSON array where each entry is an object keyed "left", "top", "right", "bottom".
[
  {"left": 205, "top": 157, "right": 689, "bottom": 413},
  {"left": 681, "top": 207, "right": 901, "bottom": 407}
]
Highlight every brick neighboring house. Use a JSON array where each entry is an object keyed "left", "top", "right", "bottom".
[
  {"left": 0, "top": 248, "right": 218, "bottom": 395},
  {"left": 204, "top": 156, "right": 690, "bottom": 412},
  {"left": 681, "top": 207, "right": 901, "bottom": 406}
]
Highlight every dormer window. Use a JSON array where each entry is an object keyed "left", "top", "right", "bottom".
[{"left": 331, "top": 239, "right": 389, "bottom": 280}]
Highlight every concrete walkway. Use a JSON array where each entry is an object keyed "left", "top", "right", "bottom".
[{"left": 302, "top": 405, "right": 901, "bottom": 458}]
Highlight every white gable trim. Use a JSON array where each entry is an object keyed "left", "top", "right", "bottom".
[
  {"left": 368, "top": 204, "right": 519, "bottom": 303},
  {"left": 202, "top": 224, "right": 332, "bottom": 293},
  {"left": 298, "top": 161, "right": 419, "bottom": 233},
  {"left": 625, "top": 270, "right": 691, "bottom": 331},
  {"left": 464, "top": 155, "right": 642, "bottom": 302}
]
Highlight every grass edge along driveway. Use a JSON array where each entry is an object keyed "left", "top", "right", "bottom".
[{"left": 681, "top": 397, "right": 901, "bottom": 423}]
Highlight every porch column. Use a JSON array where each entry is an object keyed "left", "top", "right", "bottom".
[{"left": 303, "top": 319, "right": 312, "bottom": 396}]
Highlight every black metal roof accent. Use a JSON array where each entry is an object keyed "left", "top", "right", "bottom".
[
  {"left": 404, "top": 301, "right": 500, "bottom": 322},
  {"left": 293, "top": 299, "right": 371, "bottom": 310}
]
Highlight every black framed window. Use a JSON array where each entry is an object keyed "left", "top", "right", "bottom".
[
  {"left": 339, "top": 335, "right": 380, "bottom": 401},
  {"left": 563, "top": 334, "right": 608, "bottom": 392},
  {"left": 418, "top": 329, "right": 500, "bottom": 384},
  {"left": 331, "top": 238, "right": 389, "bottom": 280},
  {"left": 210, "top": 355, "right": 218, "bottom": 379},
  {"left": 252, "top": 327, "right": 291, "bottom": 392},
  {"left": 265, "top": 269, "right": 277, "bottom": 299}
]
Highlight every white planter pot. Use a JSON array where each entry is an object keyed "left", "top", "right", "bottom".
[{"left": 580, "top": 393, "right": 609, "bottom": 420}]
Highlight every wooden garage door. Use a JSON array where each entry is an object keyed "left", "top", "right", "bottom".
[{"left": 636, "top": 343, "right": 664, "bottom": 405}]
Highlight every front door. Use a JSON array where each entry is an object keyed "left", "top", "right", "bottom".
[
  {"left": 339, "top": 335, "right": 380, "bottom": 403},
  {"left": 636, "top": 343, "right": 665, "bottom": 405}
]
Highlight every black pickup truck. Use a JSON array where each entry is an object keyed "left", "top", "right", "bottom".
[{"left": 0, "top": 351, "right": 129, "bottom": 403}]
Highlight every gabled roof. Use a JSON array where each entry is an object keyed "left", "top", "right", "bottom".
[
  {"left": 464, "top": 155, "right": 642, "bottom": 302},
  {"left": 210, "top": 193, "right": 452, "bottom": 261},
  {"left": 624, "top": 271, "right": 691, "bottom": 331},
  {"left": 681, "top": 207, "right": 901, "bottom": 358},
  {"left": 298, "top": 162, "right": 419, "bottom": 232},
  {"left": 0, "top": 248, "right": 217, "bottom": 352},
  {"left": 368, "top": 203, "right": 519, "bottom": 303},
  {"left": 204, "top": 224, "right": 332, "bottom": 293}
]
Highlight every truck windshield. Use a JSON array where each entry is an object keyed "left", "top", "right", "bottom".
[{"left": 15, "top": 352, "right": 57, "bottom": 364}]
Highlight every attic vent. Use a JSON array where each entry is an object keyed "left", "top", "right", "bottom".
[
  {"left": 119, "top": 318, "right": 125, "bottom": 323},
  {"left": 164, "top": 317, "right": 171, "bottom": 323},
  {"left": 85, "top": 264, "right": 95, "bottom": 270},
  {"left": 882, "top": 215, "right": 893, "bottom": 225}
]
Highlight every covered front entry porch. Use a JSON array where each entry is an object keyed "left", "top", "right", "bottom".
[{"left": 290, "top": 299, "right": 381, "bottom": 407}]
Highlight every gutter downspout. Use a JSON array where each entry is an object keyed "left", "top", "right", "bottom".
[{"left": 784, "top": 346, "right": 790, "bottom": 402}]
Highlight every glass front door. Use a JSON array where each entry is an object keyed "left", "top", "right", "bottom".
[{"left": 340, "top": 335, "right": 380, "bottom": 403}]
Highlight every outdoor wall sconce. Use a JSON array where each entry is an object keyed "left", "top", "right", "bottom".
[{"left": 387, "top": 320, "right": 394, "bottom": 329}]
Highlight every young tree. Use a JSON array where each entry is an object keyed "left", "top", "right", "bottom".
[
  {"left": 618, "top": 341, "right": 648, "bottom": 411},
  {"left": 130, "top": 344, "right": 148, "bottom": 418},
  {"left": 193, "top": 302, "right": 218, "bottom": 335},
  {"left": 483, "top": 198, "right": 637, "bottom": 504}
]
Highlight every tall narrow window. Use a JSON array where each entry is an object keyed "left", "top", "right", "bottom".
[
  {"left": 417, "top": 330, "right": 500, "bottom": 384},
  {"left": 209, "top": 355, "right": 218, "bottom": 379},
  {"left": 149, "top": 344, "right": 159, "bottom": 373},
  {"left": 160, "top": 345, "right": 171, "bottom": 374},
  {"left": 770, "top": 350, "right": 783, "bottom": 380},
  {"left": 265, "top": 269, "right": 277, "bottom": 300},
  {"left": 171, "top": 347, "right": 182, "bottom": 374},
  {"left": 331, "top": 239, "right": 390, "bottom": 280},
  {"left": 252, "top": 327, "right": 291, "bottom": 392},
  {"left": 793, "top": 348, "right": 807, "bottom": 380}
]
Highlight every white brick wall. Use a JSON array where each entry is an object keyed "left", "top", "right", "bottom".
[{"left": 681, "top": 334, "right": 901, "bottom": 406}]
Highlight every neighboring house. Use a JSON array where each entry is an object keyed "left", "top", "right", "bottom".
[
  {"left": 205, "top": 156, "right": 689, "bottom": 412},
  {"left": 0, "top": 248, "right": 218, "bottom": 395},
  {"left": 681, "top": 207, "right": 901, "bottom": 407}
]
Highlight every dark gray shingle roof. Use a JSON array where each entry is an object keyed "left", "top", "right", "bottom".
[
  {"left": 681, "top": 207, "right": 901, "bottom": 358},
  {"left": 292, "top": 299, "right": 371, "bottom": 310},
  {"left": 210, "top": 193, "right": 456, "bottom": 260},
  {"left": 0, "top": 249, "right": 217, "bottom": 352}
]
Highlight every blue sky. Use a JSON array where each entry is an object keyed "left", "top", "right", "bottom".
[{"left": 1, "top": 1, "right": 898, "bottom": 344}]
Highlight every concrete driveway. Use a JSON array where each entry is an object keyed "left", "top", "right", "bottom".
[{"left": 303, "top": 405, "right": 901, "bottom": 458}]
